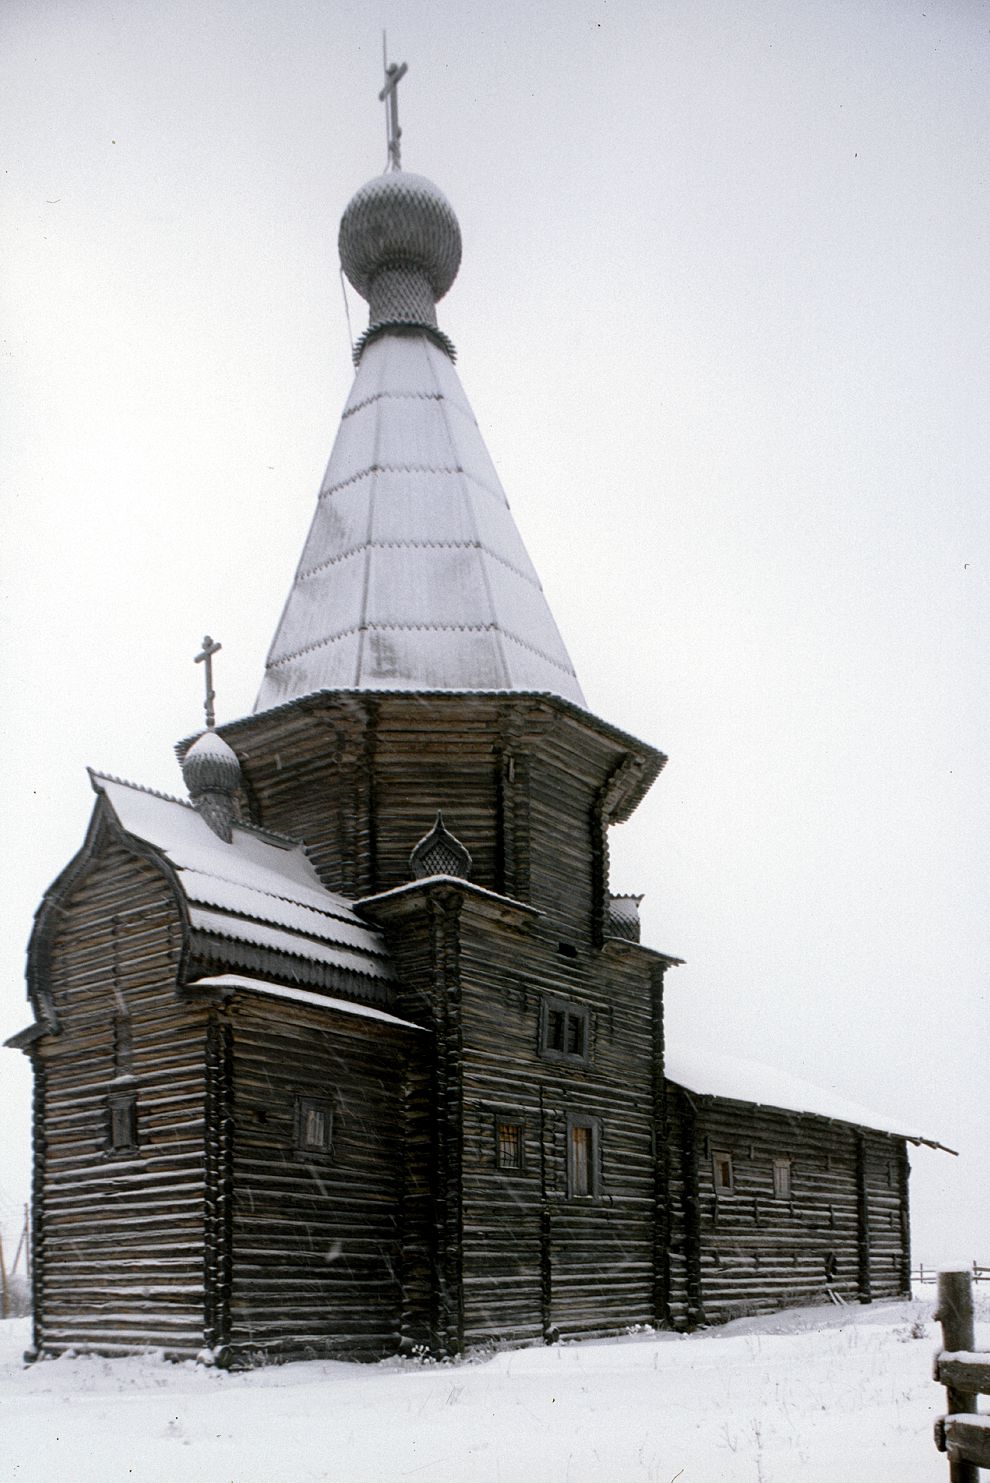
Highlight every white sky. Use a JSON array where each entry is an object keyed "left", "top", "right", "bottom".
[{"left": 1, "top": 0, "right": 987, "bottom": 1265}]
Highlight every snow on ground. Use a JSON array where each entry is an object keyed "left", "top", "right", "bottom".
[{"left": 2, "top": 1294, "right": 987, "bottom": 1482}]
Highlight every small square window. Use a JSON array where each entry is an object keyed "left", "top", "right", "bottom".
[
  {"left": 296, "top": 1096, "right": 333, "bottom": 1155},
  {"left": 496, "top": 1117, "right": 525, "bottom": 1171},
  {"left": 540, "top": 997, "right": 591, "bottom": 1065},
  {"left": 566, "top": 1114, "right": 601, "bottom": 1198},
  {"left": 712, "top": 1150, "right": 734, "bottom": 1194},
  {"left": 108, "top": 1091, "right": 137, "bottom": 1152},
  {"left": 773, "top": 1158, "right": 792, "bottom": 1199}
]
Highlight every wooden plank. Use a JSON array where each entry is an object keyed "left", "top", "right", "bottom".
[{"left": 936, "top": 1355, "right": 990, "bottom": 1394}]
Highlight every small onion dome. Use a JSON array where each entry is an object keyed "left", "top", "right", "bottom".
[
  {"left": 410, "top": 811, "right": 472, "bottom": 881},
  {"left": 607, "top": 893, "right": 644, "bottom": 943},
  {"left": 182, "top": 731, "right": 242, "bottom": 842},
  {"left": 339, "top": 172, "right": 461, "bottom": 303}
]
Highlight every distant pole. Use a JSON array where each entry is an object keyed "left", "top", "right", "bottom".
[
  {"left": 935, "top": 1269, "right": 978, "bottom": 1483},
  {"left": 379, "top": 33, "right": 408, "bottom": 171},
  {"left": 0, "top": 1229, "right": 8, "bottom": 1320},
  {"left": 194, "top": 635, "right": 222, "bottom": 730}
]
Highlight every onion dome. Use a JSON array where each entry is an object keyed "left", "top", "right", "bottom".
[
  {"left": 181, "top": 731, "right": 242, "bottom": 842},
  {"left": 339, "top": 172, "right": 461, "bottom": 360},
  {"left": 410, "top": 811, "right": 472, "bottom": 881}
]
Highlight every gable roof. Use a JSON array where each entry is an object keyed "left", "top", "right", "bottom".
[{"left": 91, "top": 772, "right": 393, "bottom": 984}]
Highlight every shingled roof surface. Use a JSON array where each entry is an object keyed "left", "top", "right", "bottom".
[{"left": 255, "top": 331, "right": 586, "bottom": 711}]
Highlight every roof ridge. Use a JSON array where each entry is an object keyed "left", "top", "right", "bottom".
[{"left": 89, "top": 768, "right": 191, "bottom": 808}]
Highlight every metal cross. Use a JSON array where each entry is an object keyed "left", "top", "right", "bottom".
[
  {"left": 379, "top": 36, "right": 408, "bottom": 171},
  {"left": 194, "top": 635, "right": 222, "bottom": 730}
]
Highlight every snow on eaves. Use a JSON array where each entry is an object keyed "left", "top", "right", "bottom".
[
  {"left": 664, "top": 1046, "right": 950, "bottom": 1150},
  {"left": 189, "top": 974, "right": 422, "bottom": 1029}
]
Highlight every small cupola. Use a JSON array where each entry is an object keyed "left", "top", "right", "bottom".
[
  {"left": 410, "top": 811, "right": 472, "bottom": 881},
  {"left": 181, "top": 731, "right": 243, "bottom": 842}
]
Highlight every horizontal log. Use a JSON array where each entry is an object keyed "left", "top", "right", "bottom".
[{"left": 936, "top": 1354, "right": 990, "bottom": 1393}]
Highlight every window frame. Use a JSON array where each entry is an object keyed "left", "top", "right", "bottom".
[
  {"left": 565, "top": 1112, "right": 602, "bottom": 1199},
  {"left": 772, "top": 1156, "right": 792, "bottom": 1199},
  {"left": 539, "top": 995, "right": 592, "bottom": 1066},
  {"left": 494, "top": 1112, "right": 527, "bottom": 1174},
  {"left": 711, "top": 1148, "right": 735, "bottom": 1195},
  {"left": 295, "top": 1094, "right": 335, "bottom": 1158}
]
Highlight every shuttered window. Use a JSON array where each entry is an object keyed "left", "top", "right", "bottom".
[
  {"left": 773, "top": 1158, "right": 792, "bottom": 1199},
  {"left": 712, "top": 1150, "right": 734, "bottom": 1194},
  {"left": 108, "top": 1090, "right": 138, "bottom": 1152},
  {"left": 540, "top": 997, "right": 591, "bottom": 1065}
]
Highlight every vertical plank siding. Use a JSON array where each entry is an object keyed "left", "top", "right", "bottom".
[{"left": 33, "top": 842, "right": 210, "bottom": 1357}]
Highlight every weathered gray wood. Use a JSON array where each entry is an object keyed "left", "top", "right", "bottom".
[
  {"left": 935, "top": 1269, "right": 979, "bottom": 1483},
  {"left": 936, "top": 1355, "right": 990, "bottom": 1394}
]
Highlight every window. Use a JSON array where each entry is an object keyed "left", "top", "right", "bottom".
[
  {"left": 108, "top": 1090, "right": 137, "bottom": 1152},
  {"left": 712, "top": 1150, "right": 734, "bottom": 1194},
  {"left": 773, "top": 1157, "right": 792, "bottom": 1199},
  {"left": 566, "top": 1114, "right": 601, "bottom": 1198},
  {"left": 496, "top": 1116, "right": 525, "bottom": 1172},
  {"left": 296, "top": 1096, "right": 333, "bottom": 1155},
  {"left": 540, "top": 996, "right": 591, "bottom": 1065}
]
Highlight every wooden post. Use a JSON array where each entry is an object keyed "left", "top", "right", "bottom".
[{"left": 935, "top": 1269, "right": 978, "bottom": 1483}]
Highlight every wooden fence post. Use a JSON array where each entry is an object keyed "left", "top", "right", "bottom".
[{"left": 935, "top": 1269, "right": 979, "bottom": 1483}]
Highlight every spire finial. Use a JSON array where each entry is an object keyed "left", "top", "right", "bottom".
[
  {"left": 379, "top": 34, "right": 408, "bottom": 171},
  {"left": 194, "top": 635, "right": 221, "bottom": 729}
]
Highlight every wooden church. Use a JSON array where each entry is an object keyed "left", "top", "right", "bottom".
[{"left": 9, "top": 81, "right": 932, "bottom": 1365}]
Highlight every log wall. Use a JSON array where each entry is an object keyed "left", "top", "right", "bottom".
[
  {"left": 666, "top": 1089, "right": 911, "bottom": 1324},
  {"left": 225, "top": 994, "right": 412, "bottom": 1362},
  {"left": 32, "top": 841, "right": 210, "bottom": 1358}
]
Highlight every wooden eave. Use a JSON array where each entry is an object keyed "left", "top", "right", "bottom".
[
  {"left": 179, "top": 689, "right": 667, "bottom": 821},
  {"left": 601, "top": 936, "right": 685, "bottom": 969}
]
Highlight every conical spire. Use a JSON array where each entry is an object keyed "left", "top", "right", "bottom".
[{"left": 254, "top": 167, "right": 585, "bottom": 713}]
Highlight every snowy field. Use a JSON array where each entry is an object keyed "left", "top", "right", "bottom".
[{"left": 2, "top": 1292, "right": 987, "bottom": 1482}]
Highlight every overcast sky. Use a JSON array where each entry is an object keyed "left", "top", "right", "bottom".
[{"left": 2, "top": 0, "right": 987, "bottom": 1264}]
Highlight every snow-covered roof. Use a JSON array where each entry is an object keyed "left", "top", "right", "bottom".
[
  {"left": 92, "top": 773, "right": 393, "bottom": 982},
  {"left": 255, "top": 331, "right": 586, "bottom": 711},
  {"left": 188, "top": 974, "right": 422, "bottom": 1029},
  {"left": 664, "top": 1046, "right": 948, "bottom": 1149}
]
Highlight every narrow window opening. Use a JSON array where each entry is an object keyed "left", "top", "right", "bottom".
[
  {"left": 773, "top": 1157, "right": 792, "bottom": 1199},
  {"left": 296, "top": 1096, "right": 334, "bottom": 1155},
  {"left": 712, "top": 1150, "right": 734, "bottom": 1194},
  {"left": 557, "top": 941, "right": 578, "bottom": 959},
  {"left": 566, "top": 1115, "right": 601, "bottom": 1198},
  {"left": 108, "top": 1091, "right": 137, "bottom": 1152},
  {"left": 496, "top": 1117, "right": 524, "bottom": 1171}
]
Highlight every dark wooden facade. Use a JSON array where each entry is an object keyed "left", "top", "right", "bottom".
[{"left": 11, "top": 685, "right": 914, "bottom": 1363}]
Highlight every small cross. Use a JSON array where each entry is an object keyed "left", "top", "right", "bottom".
[
  {"left": 379, "top": 36, "right": 408, "bottom": 171},
  {"left": 194, "top": 635, "right": 222, "bottom": 730}
]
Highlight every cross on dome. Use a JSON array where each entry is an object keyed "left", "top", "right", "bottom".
[{"left": 379, "top": 38, "right": 408, "bottom": 171}]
